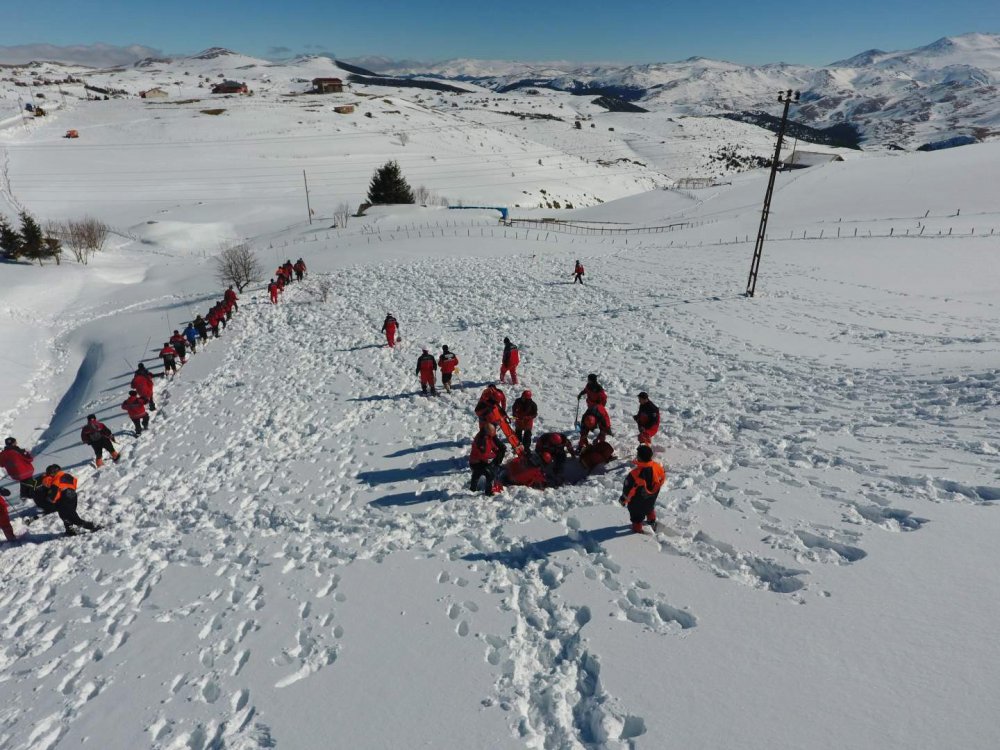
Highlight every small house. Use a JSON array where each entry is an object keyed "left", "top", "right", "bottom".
[
  {"left": 140, "top": 87, "right": 169, "bottom": 99},
  {"left": 780, "top": 151, "right": 844, "bottom": 170},
  {"left": 212, "top": 80, "right": 248, "bottom": 95},
  {"left": 334, "top": 104, "right": 355, "bottom": 114},
  {"left": 313, "top": 77, "right": 344, "bottom": 94}
]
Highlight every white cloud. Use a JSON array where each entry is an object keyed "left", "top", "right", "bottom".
[{"left": 0, "top": 42, "right": 165, "bottom": 68}]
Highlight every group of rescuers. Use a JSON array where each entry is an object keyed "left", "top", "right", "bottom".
[{"left": 380, "top": 304, "right": 664, "bottom": 534}]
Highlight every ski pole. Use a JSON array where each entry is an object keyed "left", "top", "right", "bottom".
[
  {"left": 573, "top": 397, "right": 581, "bottom": 429},
  {"left": 138, "top": 335, "right": 152, "bottom": 365}
]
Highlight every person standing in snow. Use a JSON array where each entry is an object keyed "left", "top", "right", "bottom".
[
  {"left": 122, "top": 390, "right": 150, "bottom": 435},
  {"left": 37, "top": 464, "right": 100, "bottom": 536},
  {"left": 633, "top": 392, "right": 660, "bottom": 445},
  {"left": 268, "top": 279, "right": 279, "bottom": 304},
  {"left": 193, "top": 315, "right": 209, "bottom": 342},
  {"left": 382, "top": 314, "right": 399, "bottom": 348},
  {"left": 80, "top": 415, "right": 119, "bottom": 467},
  {"left": 573, "top": 260, "right": 585, "bottom": 284},
  {"left": 183, "top": 322, "right": 199, "bottom": 354},
  {"left": 470, "top": 423, "right": 506, "bottom": 496},
  {"left": 224, "top": 285, "right": 239, "bottom": 314},
  {"left": 294, "top": 258, "right": 307, "bottom": 281},
  {"left": 578, "top": 374, "right": 608, "bottom": 408},
  {"left": 438, "top": 345, "right": 459, "bottom": 392},
  {"left": 131, "top": 363, "right": 160, "bottom": 411},
  {"left": 170, "top": 330, "right": 188, "bottom": 364},
  {"left": 619, "top": 444, "right": 665, "bottom": 533},
  {"left": 511, "top": 390, "right": 538, "bottom": 450},
  {"left": 282, "top": 260, "right": 295, "bottom": 283},
  {"left": 0, "top": 487, "right": 16, "bottom": 542},
  {"left": 500, "top": 337, "right": 520, "bottom": 385},
  {"left": 0, "top": 437, "right": 36, "bottom": 499},
  {"left": 159, "top": 342, "right": 179, "bottom": 375},
  {"left": 416, "top": 349, "right": 438, "bottom": 395}
]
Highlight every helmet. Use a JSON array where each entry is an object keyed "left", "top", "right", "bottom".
[
  {"left": 522, "top": 390, "right": 532, "bottom": 399},
  {"left": 637, "top": 444, "right": 653, "bottom": 462},
  {"left": 45, "top": 464, "right": 61, "bottom": 474},
  {"left": 638, "top": 391, "right": 649, "bottom": 400},
  {"left": 442, "top": 345, "right": 449, "bottom": 352},
  {"left": 129, "top": 389, "right": 137, "bottom": 396},
  {"left": 582, "top": 414, "right": 597, "bottom": 429},
  {"left": 587, "top": 373, "right": 597, "bottom": 382},
  {"left": 87, "top": 414, "right": 97, "bottom": 421},
  {"left": 538, "top": 451, "right": 552, "bottom": 465},
  {"left": 503, "top": 337, "right": 511, "bottom": 344},
  {"left": 173, "top": 329, "right": 180, "bottom": 334},
  {"left": 4, "top": 437, "right": 15, "bottom": 446}
]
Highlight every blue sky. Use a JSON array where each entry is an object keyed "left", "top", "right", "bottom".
[{"left": 2, "top": 0, "right": 997, "bottom": 64}]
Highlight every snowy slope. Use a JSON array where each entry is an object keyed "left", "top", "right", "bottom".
[{"left": 1, "top": 60, "right": 1000, "bottom": 750}]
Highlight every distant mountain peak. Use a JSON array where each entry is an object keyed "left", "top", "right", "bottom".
[{"left": 191, "top": 47, "right": 237, "bottom": 60}]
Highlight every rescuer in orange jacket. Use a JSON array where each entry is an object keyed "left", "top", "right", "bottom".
[
  {"left": 38, "top": 464, "right": 100, "bottom": 536},
  {"left": 619, "top": 444, "right": 665, "bottom": 533}
]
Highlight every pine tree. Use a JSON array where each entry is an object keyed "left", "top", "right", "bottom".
[
  {"left": 366, "top": 161, "right": 414, "bottom": 205},
  {"left": 19, "top": 211, "right": 47, "bottom": 266},
  {"left": 0, "top": 216, "right": 22, "bottom": 259}
]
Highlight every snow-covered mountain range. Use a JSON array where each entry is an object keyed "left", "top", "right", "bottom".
[{"left": 368, "top": 33, "right": 1000, "bottom": 146}]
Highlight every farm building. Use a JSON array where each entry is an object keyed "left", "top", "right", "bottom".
[
  {"left": 781, "top": 151, "right": 844, "bottom": 170},
  {"left": 334, "top": 105, "right": 355, "bottom": 114},
  {"left": 140, "top": 88, "right": 169, "bottom": 99},
  {"left": 313, "top": 78, "right": 344, "bottom": 94},
  {"left": 212, "top": 80, "right": 248, "bottom": 95}
]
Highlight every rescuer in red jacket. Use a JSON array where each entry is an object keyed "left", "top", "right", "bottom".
[
  {"left": 131, "top": 364, "right": 160, "bottom": 411},
  {"left": 416, "top": 349, "right": 437, "bottom": 395},
  {"left": 0, "top": 437, "right": 36, "bottom": 499},
  {"left": 500, "top": 338, "right": 520, "bottom": 385},
  {"left": 578, "top": 374, "right": 608, "bottom": 407},
  {"left": 0, "top": 487, "right": 15, "bottom": 542},
  {"left": 469, "top": 423, "right": 506, "bottom": 496},
  {"left": 633, "top": 392, "right": 660, "bottom": 445},
  {"left": 579, "top": 404, "right": 612, "bottom": 450},
  {"left": 80, "top": 414, "right": 119, "bottom": 467},
  {"left": 511, "top": 390, "right": 538, "bottom": 449},
  {"left": 382, "top": 314, "right": 398, "bottom": 347},
  {"left": 573, "top": 260, "right": 585, "bottom": 284},
  {"left": 438, "top": 345, "right": 459, "bottom": 392},
  {"left": 122, "top": 390, "right": 151, "bottom": 435}
]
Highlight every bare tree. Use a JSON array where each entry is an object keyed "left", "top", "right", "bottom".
[
  {"left": 413, "top": 185, "right": 430, "bottom": 205},
  {"left": 75, "top": 216, "right": 109, "bottom": 254},
  {"left": 333, "top": 201, "right": 351, "bottom": 228},
  {"left": 214, "top": 241, "right": 263, "bottom": 292},
  {"left": 47, "top": 216, "right": 111, "bottom": 264}
]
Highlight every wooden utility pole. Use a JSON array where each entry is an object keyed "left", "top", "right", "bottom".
[
  {"left": 303, "top": 170, "right": 313, "bottom": 225},
  {"left": 746, "top": 89, "right": 799, "bottom": 298}
]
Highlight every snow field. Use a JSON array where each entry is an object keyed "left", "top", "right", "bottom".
[{"left": 2, "top": 199, "right": 998, "bottom": 747}]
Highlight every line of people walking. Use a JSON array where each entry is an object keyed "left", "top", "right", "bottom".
[
  {"left": 0, "top": 279, "right": 257, "bottom": 542},
  {"left": 268, "top": 258, "right": 307, "bottom": 303}
]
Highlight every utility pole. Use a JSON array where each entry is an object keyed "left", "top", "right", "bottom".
[
  {"left": 745, "top": 89, "right": 800, "bottom": 298},
  {"left": 303, "top": 170, "right": 313, "bottom": 225}
]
